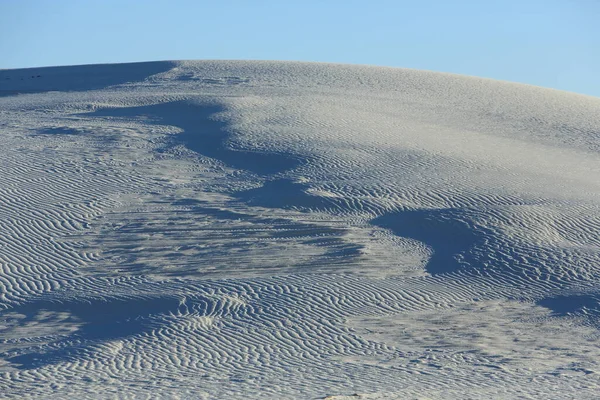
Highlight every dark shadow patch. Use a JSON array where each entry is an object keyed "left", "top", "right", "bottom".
[
  {"left": 0, "top": 61, "right": 175, "bottom": 97},
  {"left": 3, "top": 295, "right": 203, "bottom": 369},
  {"left": 234, "top": 178, "right": 336, "bottom": 210},
  {"left": 372, "top": 209, "right": 479, "bottom": 275},
  {"left": 85, "top": 101, "right": 301, "bottom": 176},
  {"left": 538, "top": 294, "right": 600, "bottom": 316},
  {"left": 35, "top": 127, "right": 82, "bottom": 136}
]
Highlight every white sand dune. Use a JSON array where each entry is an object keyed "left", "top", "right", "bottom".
[{"left": 0, "top": 60, "right": 599, "bottom": 399}]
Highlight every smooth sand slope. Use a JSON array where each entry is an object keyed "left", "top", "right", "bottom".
[{"left": 0, "top": 60, "right": 599, "bottom": 399}]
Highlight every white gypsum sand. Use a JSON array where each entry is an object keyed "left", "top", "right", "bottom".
[{"left": 0, "top": 60, "right": 599, "bottom": 399}]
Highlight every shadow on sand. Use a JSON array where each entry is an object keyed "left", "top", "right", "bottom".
[
  {"left": 0, "top": 61, "right": 174, "bottom": 96},
  {"left": 5, "top": 295, "right": 192, "bottom": 369},
  {"left": 372, "top": 208, "right": 480, "bottom": 275}
]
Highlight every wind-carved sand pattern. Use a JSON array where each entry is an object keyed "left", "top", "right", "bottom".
[{"left": 0, "top": 61, "right": 599, "bottom": 399}]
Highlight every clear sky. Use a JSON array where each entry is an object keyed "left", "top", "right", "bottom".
[{"left": 1, "top": 0, "right": 599, "bottom": 97}]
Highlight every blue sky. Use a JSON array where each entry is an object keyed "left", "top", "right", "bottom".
[{"left": 1, "top": 0, "right": 598, "bottom": 97}]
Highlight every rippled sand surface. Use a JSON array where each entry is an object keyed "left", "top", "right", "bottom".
[{"left": 1, "top": 61, "right": 599, "bottom": 399}]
